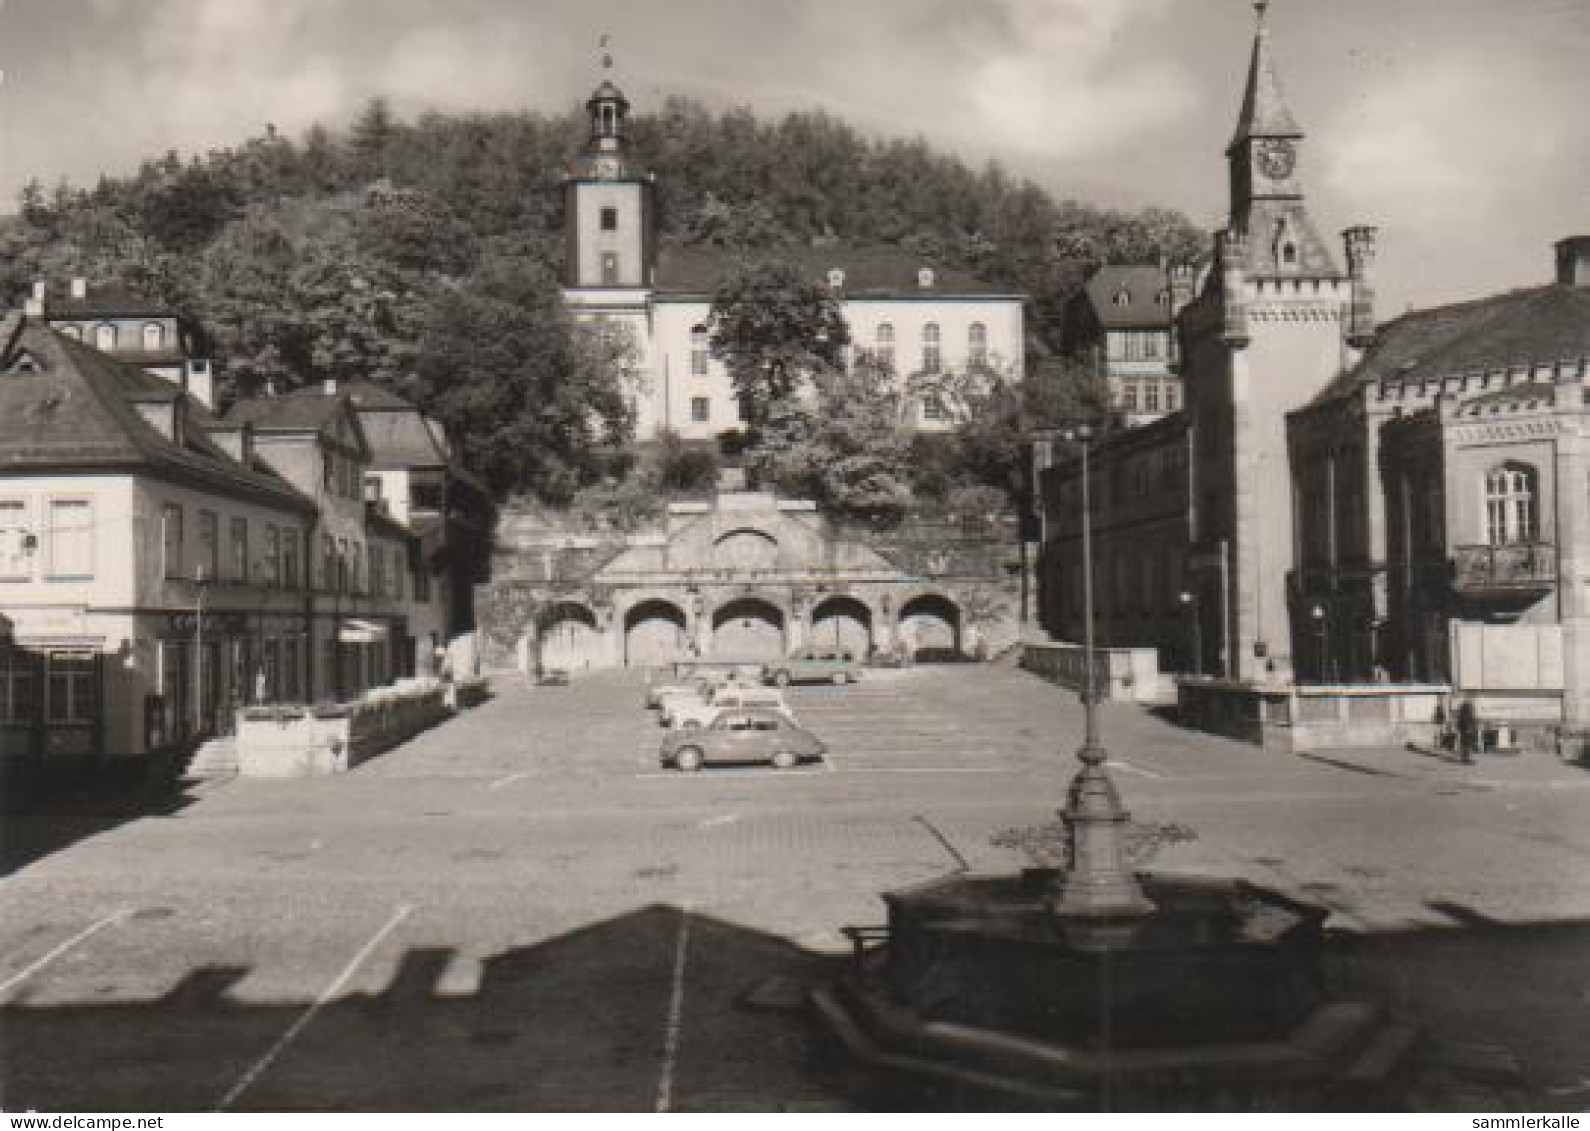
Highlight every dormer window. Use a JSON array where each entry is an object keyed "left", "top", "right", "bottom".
[
  {"left": 94, "top": 323, "right": 117, "bottom": 351},
  {"left": 917, "top": 267, "right": 936, "bottom": 289}
]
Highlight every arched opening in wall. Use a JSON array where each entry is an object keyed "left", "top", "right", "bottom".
[
  {"left": 810, "top": 595, "right": 872, "bottom": 659},
  {"left": 713, "top": 528, "right": 779, "bottom": 573},
  {"left": 537, "top": 601, "right": 601, "bottom": 672},
  {"left": 624, "top": 599, "right": 689, "bottom": 668},
  {"left": 710, "top": 597, "right": 785, "bottom": 661},
  {"left": 898, "top": 593, "right": 961, "bottom": 661}
]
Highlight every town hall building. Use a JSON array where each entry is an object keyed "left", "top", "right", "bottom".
[{"left": 1037, "top": 1, "right": 1590, "bottom": 739}]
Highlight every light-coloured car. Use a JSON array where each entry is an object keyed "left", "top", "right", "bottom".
[
  {"left": 660, "top": 708, "right": 827, "bottom": 771},
  {"left": 665, "top": 682, "right": 793, "bottom": 729},
  {"left": 764, "top": 648, "right": 864, "bottom": 686}
]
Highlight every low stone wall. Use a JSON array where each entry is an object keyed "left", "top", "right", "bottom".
[
  {"left": 236, "top": 680, "right": 454, "bottom": 777},
  {"left": 1020, "top": 642, "right": 1172, "bottom": 704},
  {"left": 1176, "top": 679, "right": 1450, "bottom": 752}
]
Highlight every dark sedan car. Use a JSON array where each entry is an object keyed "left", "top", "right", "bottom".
[{"left": 659, "top": 708, "right": 827, "bottom": 771}]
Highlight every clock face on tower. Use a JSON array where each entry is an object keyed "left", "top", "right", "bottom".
[
  {"left": 593, "top": 156, "right": 621, "bottom": 180},
  {"left": 1255, "top": 138, "right": 1296, "bottom": 181}
]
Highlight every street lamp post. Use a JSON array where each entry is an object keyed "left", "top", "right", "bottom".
[
  {"left": 192, "top": 567, "right": 211, "bottom": 737},
  {"left": 1178, "top": 590, "right": 1202, "bottom": 677},
  {"left": 1052, "top": 425, "right": 1152, "bottom": 920},
  {"left": 1310, "top": 603, "right": 1331, "bottom": 683}
]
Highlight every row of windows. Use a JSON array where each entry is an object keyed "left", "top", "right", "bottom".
[
  {"left": 1107, "top": 330, "right": 1169, "bottom": 362},
  {"left": 1118, "top": 381, "right": 1180, "bottom": 414},
  {"left": 0, "top": 498, "right": 95, "bottom": 580},
  {"left": 158, "top": 502, "right": 410, "bottom": 599},
  {"left": 685, "top": 322, "right": 992, "bottom": 380},
  {"left": 57, "top": 322, "right": 169, "bottom": 352},
  {"left": 0, "top": 651, "right": 97, "bottom": 725}
]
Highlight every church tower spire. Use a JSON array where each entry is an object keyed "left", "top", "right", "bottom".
[
  {"left": 1228, "top": 1, "right": 1301, "bottom": 156},
  {"left": 1222, "top": 0, "right": 1336, "bottom": 277}
]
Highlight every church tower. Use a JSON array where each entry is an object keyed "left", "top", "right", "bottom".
[
  {"left": 1223, "top": 0, "right": 1337, "bottom": 282},
  {"left": 1179, "top": 1, "right": 1376, "bottom": 684},
  {"left": 563, "top": 79, "right": 656, "bottom": 291}
]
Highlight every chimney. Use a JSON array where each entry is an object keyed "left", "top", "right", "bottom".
[
  {"left": 1343, "top": 226, "right": 1379, "bottom": 348},
  {"left": 69, "top": 277, "right": 87, "bottom": 300},
  {"left": 1555, "top": 236, "right": 1590, "bottom": 287},
  {"left": 184, "top": 359, "right": 215, "bottom": 411},
  {"left": 1218, "top": 229, "right": 1250, "bottom": 346}
]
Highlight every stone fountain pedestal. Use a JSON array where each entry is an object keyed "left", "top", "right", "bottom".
[{"left": 812, "top": 868, "right": 1419, "bottom": 1110}]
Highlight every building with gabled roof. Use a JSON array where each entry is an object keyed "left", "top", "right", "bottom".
[
  {"left": 0, "top": 315, "right": 317, "bottom": 771},
  {"left": 1037, "top": 1, "right": 1590, "bottom": 744},
  {"left": 560, "top": 80, "right": 1026, "bottom": 441},
  {"left": 1061, "top": 262, "right": 1198, "bottom": 427}
]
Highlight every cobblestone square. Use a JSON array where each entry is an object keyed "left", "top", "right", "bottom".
[{"left": 4, "top": 667, "right": 1590, "bottom": 1110}]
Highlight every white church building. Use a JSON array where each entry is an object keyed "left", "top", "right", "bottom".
[{"left": 561, "top": 80, "right": 1027, "bottom": 442}]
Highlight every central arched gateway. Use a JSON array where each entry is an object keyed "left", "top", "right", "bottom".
[
  {"left": 710, "top": 596, "right": 785, "bottom": 661},
  {"left": 810, "top": 595, "right": 872, "bottom": 657},
  {"left": 537, "top": 601, "right": 602, "bottom": 671},
  {"left": 624, "top": 598, "right": 689, "bottom": 667},
  {"left": 898, "top": 592, "right": 961, "bottom": 659}
]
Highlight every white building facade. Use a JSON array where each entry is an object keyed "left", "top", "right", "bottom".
[{"left": 561, "top": 81, "right": 1026, "bottom": 442}]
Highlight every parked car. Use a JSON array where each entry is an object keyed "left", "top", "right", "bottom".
[
  {"left": 643, "top": 661, "right": 763, "bottom": 708},
  {"left": 665, "top": 682, "right": 793, "bottom": 729},
  {"left": 764, "top": 648, "right": 864, "bottom": 686},
  {"left": 660, "top": 708, "right": 826, "bottom": 771}
]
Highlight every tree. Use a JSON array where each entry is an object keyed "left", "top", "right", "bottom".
[
  {"left": 707, "top": 259, "right": 850, "bottom": 432},
  {"left": 747, "top": 357, "right": 912, "bottom": 526}
]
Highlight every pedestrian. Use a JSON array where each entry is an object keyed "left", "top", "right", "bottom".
[{"left": 1455, "top": 698, "right": 1478, "bottom": 765}]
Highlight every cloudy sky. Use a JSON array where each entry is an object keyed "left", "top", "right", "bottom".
[{"left": 1, "top": 0, "right": 1586, "bottom": 314}]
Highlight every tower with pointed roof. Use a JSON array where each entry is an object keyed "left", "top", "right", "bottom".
[{"left": 1173, "top": 0, "right": 1377, "bottom": 684}]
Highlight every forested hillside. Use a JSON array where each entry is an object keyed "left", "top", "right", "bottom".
[{"left": 0, "top": 96, "right": 1203, "bottom": 501}]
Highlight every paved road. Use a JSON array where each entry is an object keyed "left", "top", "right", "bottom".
[{"left": 3, "top": 666, "right": 1590, "bottom": 1111}]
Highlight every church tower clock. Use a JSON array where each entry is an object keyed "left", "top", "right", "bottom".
[
  {"left": 563, "top": 78, "right": 656, "bottom": 290},
  {"left": 1223, "top": 0, "right": 1335, "bottom": 278}
]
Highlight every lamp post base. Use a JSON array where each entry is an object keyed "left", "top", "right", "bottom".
[{"left": 1048, "top": 758, "right": 1155, "bottom": 922}]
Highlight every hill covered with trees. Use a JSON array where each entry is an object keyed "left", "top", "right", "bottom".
[{"left": 0, "top": 96, "right": 1204, "bottom": 504}]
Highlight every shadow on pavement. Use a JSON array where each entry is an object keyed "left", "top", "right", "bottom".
[
  {"left": 0, "top": 904, "right": 851, "bottom": 1113},
  {"left": 0, "top": 767, "right": 200, "bottom": 878}
]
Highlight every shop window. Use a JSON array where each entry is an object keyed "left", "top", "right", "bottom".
[{"left": 46, "top": 652, "right": 97, "bottom": 724}]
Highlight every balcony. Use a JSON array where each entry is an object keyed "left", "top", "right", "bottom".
[{"left": 1451, "top": 543, "right": 1556, "bottom": 603}]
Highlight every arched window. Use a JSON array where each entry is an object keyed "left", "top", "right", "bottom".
[
  {"left": 1485, "top": 464, "right": 1538, "bottom": 545},
  {"left": 968, "top": 322, "right": 988, "bottom": 367},
  {"left": 94, "top": 323, "right": 117, "bottom": 351},
  {"left": 690, "top": 325, "right": 709, "bottom": 377},
  {"left": 922, "top": 323, "right": 941, "bottom": 374},
  {"left": 874, "top": 323, "right": 895, "bottom": 372},
  {"left": 142, "top": 322, "right": 164, "bottom": 351}
]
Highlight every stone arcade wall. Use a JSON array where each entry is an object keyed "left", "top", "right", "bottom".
[{"left": 477, "top": 494, "right": 1022, "bottom": 672}]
